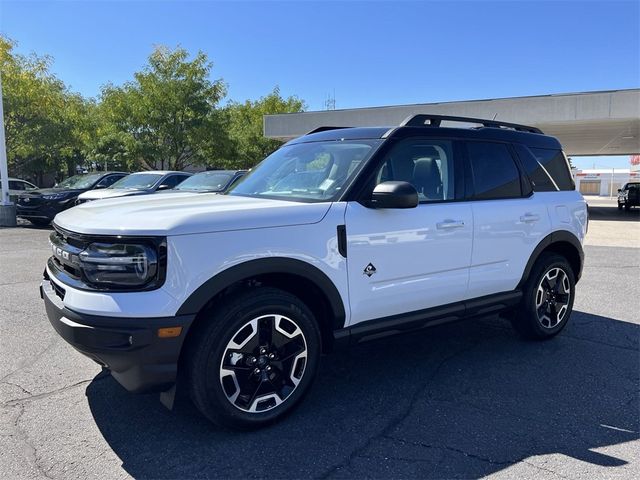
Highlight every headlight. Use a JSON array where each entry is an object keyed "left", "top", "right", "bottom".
[
  {"left": 42, "top": 193, "right": 69, "bottom": 200},
  {"left": 79, "top": 242, "right": 160, "bottom": 288}
]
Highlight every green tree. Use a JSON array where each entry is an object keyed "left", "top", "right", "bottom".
[
  {"left": 224, "top": 87, "right": 306, "bottom": 168},
  {"left": 1, "top": 36, "right": 94, "bottom": 183},
  {"left": 99, "top": 46, "right": 227, "bottom": 171}
]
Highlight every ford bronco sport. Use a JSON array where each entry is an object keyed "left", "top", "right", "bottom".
[{"left": 41, "top": 114, "right": 587, "bottom": 429}]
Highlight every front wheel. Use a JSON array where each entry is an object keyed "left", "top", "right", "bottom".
[
  {"left": 510, "top": 253, "right": 576, "bottom": 340},
  {"left": 187, "top": 287, "right": 321, "bottom": 429},
  {"left": 618, "top": 202, "right": 623, "bottom": 211}
]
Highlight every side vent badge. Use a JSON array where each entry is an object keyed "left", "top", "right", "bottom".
[{"left": 363, "top": 263, "right": 377, "bottom": 277}]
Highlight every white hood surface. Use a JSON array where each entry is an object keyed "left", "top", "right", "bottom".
[
  {"left": 54, "top": 193, "right": 332, "bottom": 236},
  {"left": 78, "top": 189, "right": 146, "bottom": 201}
]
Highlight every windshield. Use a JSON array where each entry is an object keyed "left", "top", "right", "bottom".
[
  {"left": 109, "top": 173, "right": 163, "bottom": 190},
  {"left": 175, "top": 171, "right": 234, "bottom": 192},
  {"left": 54, "top": 174, "right": 103, "bottom": 190},
  {"left": 228, "top": 140, "right": 381, "bottom": 202}
]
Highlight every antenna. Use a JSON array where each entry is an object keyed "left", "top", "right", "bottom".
[{"left": 324, "top": 89, "right": 336, "bottom": 110}]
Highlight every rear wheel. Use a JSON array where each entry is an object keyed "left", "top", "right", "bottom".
[
  {"left": 510, "top": 253, "right": 575, "bottom": 340},
  {"left": 187, "top": 287, "right": 321, "bottom": 429}
]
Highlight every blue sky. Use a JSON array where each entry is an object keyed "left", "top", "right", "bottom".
[{"left": 1, "top": 0, "right": 638, "bottom": 168}]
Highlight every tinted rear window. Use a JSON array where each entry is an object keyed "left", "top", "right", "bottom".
[
  {"left": 528, "top": 147, "right": 574, "bottom": 191},
  {"left": 467, "top": 141, "right": 522, "bottom": 199}
]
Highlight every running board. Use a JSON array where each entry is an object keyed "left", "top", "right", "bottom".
[{"left": 334, "top": 290, "right": 522, "bottom": 347}]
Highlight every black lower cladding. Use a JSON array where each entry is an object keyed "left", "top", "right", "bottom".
[
  {"left": 334, "top": 290, "right": 522, "bottom": 347},
  {"left": 41, "top": 280, "right": 195, "bottom": 393}
]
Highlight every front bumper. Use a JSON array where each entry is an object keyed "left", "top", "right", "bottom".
[
  {"left": 41, "top": 278, "right": 196, "bottom": 393},
  {"left": 17, "top": 201, "right": 71, "bottom": 221}
]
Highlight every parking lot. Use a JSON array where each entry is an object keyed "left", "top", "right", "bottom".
[{"left": 1, "top": 199, "right": 638, "bottom": 480}]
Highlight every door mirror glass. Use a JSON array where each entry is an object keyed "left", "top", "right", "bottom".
[
  {"left": 370, "top": 181, "right": 419, "bottom": 209},
  {"left": 157, "top": 183, "right": 171, "bottom": 191}
]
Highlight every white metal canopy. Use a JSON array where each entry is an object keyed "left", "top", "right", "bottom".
[{"left": 264, "top": 89, "right": 640, "bottom": 157}]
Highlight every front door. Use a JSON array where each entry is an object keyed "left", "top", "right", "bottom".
[{"left": 345, "top": 138, "right": 473, "bottom": 326}]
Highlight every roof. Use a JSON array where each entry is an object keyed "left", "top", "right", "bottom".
[
  {"left": 286, "top": 124, "right": 562, "bottom": 150},
  {"left": 286, "top": 127, "right": 390, "bottom": 145}
]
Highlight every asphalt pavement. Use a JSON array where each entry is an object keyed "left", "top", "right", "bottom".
[{"left": 1, "top": 199, "right": 638, "bottom": 479}]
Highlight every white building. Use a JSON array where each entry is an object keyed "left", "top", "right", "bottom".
[{"left": 572, "top": 168, "right": 639, "bottom": 196}]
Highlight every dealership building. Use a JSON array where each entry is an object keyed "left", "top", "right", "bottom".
[{"left": 572, "top": 168, "right": 638, "bottom": 196}]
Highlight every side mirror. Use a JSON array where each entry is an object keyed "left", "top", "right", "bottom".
[
  {"left": 618, "top": 189, "right": 623, "bottom": 193},
  {"left": 95, "top": 183, "right": 107, "bottom": 189},
  {"left": 157, "top": 184, "right": 171, "bottom": 191},
  {"left": 370, "top": 181, "right": 419, "bottom": 209}
]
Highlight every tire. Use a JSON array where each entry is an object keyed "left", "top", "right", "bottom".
[
  {"left": 625, "top": 203, "right": 631, "bottom": 211},
  {"left": 510, "top": 253, "right": 576, "bottom": 340},
  {"left": 618, "top": 202, "right": 623, "bottom": 211},
  {"left": 187, "top": 287, "right": 321, "bottom": 429},
  {"left": 28, "top": 218, "right": 51, "bottom": 227}
]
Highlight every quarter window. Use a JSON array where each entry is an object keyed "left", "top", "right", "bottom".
[
  {"left": 467, "top": 141, "right": 522, "bottom": 200},
  {"left": 513, "top": 144, "right": 556, "bottom": 192},
  {"left": 529, "top": 147, "right": 574, "bottom": 191},
  {"left": 374, "top": 139, "right": 456, "bottom": 202}
]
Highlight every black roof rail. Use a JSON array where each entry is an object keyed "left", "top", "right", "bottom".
[
  {"left": 400, "top": 114, "right": 543, "bottom": 134},
  {"left": 305, "top": 126, "right": 352, "bottom": 135}
]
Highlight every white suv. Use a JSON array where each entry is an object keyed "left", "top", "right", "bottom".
[{"left": 41, "top": 115, "right": 588, "bottom": 429}]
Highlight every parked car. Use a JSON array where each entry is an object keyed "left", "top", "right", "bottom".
[
  {"left": 41, "top": 114, "right": 587, "bottom": 429},
  {"left": 617, "top": 182, "right": 640, "bottom": 211},
  {"left": 169, "top": 170, "right": 247, "bottom": 193},
  {"left": 76, "top": 171, "right": 192, "bottom": 204},
  {"left": 0, "top": 177, "right": 38, "bottom": 202},
  {"left": 16, "top": 172, "right": 126, "bottom": 226}
]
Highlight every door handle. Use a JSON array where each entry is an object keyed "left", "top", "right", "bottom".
[
  {"left": 520, "top": 213, "right": 540, "bottom": 223},
  {"left": 436, "top": 220, "right": 465, "bottom": 230}
]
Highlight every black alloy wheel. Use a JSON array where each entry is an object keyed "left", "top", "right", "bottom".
[
  {"left": 187, "top": 287, "right": 320, "bottom": 429},
  {"left": 219, "top": 314, "right": 308, "bottom": 413}
]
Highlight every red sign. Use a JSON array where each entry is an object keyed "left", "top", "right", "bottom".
[{"left": 631, "top": 155, "right": 640, "bottom": 166}]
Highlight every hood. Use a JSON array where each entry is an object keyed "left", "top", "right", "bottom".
[
  {"left": 21, "top": 188, "right": 82, "bottom": 197},
  {"left": 53, "top": 193, "right": 332, "bottom": 236},
  {"left": 78, "top": 189, "right": 146, "bottom": 201}
]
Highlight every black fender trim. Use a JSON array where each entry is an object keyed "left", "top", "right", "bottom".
[
  {"left": 517, "top": 230, "right": 584, "bottom": 289},
  {"left": 175, "top": 257, "right": 347, "bottom": 329}
]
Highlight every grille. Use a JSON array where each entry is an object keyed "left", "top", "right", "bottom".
[
  {"left": 18, "top": 195, "right": 45, "bottom": 206},
  {"left": 51, "top": 280, "right": 66, "bottom": 301},
  {"left": 49, "top": 228, "right": 86, "bottom": 280}
]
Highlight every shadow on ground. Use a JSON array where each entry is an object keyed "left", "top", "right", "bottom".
[
  {"left": 86, "top": 311, "right": 639, "bottom": 479},
  {"left": 587, "top": 202, "right": 640, "bottom": 222},
  {"left": 15, "top": 218, "right": 54, "bottom": 230}
]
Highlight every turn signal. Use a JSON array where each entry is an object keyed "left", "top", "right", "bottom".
[{"left": 157, "top": 327, "right": 183, "bottom": 338}]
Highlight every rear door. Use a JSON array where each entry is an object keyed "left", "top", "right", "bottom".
[
  {"left": 465, "top": 140, "right": 550, "bottom": 299},
  {"left": 345, "top": 137, "right": 473, "bottom": 326}
]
